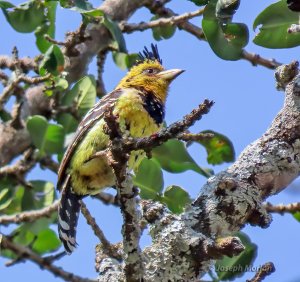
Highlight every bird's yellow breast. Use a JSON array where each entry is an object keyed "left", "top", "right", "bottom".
[{"left": 69, "top": 89, "right": 161, "bottom": 195}]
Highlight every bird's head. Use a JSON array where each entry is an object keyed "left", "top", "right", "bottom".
[{"left": 116, "top": 44, "right": 184, "bottom": 102}]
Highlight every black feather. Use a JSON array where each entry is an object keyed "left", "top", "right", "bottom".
[
  {"left": 58, "top": 178, "right": 82, "bottom": 254},
  {"left": 137, "top": 44, "right": 162, "bottom": 65}
]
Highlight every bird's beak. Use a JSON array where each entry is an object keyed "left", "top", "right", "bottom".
[{"left": 157, "top": 69, "right": 185, "bottom": 81}]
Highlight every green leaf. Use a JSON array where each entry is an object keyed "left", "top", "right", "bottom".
[
  {"left": 161, "top": 185, "right": 191, "bottom": 214},
  {"left": 81, "top": 8, "right": 104, "bottom": 18},
  {"left": 215, "top": 232, "right": 257, "bottom": 281},
  {"left": 253, "top": 0, "right": 300, "bottom": 48},
  {"left": 22, "top": 181, "right": 55, "bottom": 211},
  {"left": 0, "top": 110, "right": 12, "bottom": 121},
  {"left": 0, "top": 177, "right": 20, "bottom": 213},
  {"left": 1, "top": 0, "right": 45, "bottom": 33},
  {"left": 202, "top": 0, "right": 249, "bottom": 60},
  {"left": 2, "top": 185, "right": 25, "bottom": 215},
  {"left": 35, "top": 1, "right": 57, "bottom": 53},
  {"left": 56, "top": 75, "right": 96, "bottom": 133},
  {"left": 2, "top": 225, "right": 60, "bottom": 259},
  {"left": 188, "top": 0, "right": 209, "bottom": 5},
  {"left": 60, "top": 0, "right": 93, "bottom": 10},
  {"left": 293, "top": 211, "right": 300, "bottom": 222},
  {"left": 32, "top": 228, "right": 61, "bottom": 254},
  {"left": 101, "top": 15, "right": 127, "bottom": 52},
  {"left": 112, "top": 52, "right": 139, "bottom": 70},
  {"left": 197, "top": 130, "right": 235, "bottom": 165},
  {"left": 0, "top": 1, "right": 15, "bottom": 9},
  {"left": 151, "top": 15, "right": 176, "bottom": 41},
  {"left": 133, "top": 158, "right": 164, "bottom": 199},
  {"left": 0, "top": 187, "right": 13, "bottom": 210},
  {"left": 152, "top": 139, "right": 212, "bottom": 177},
  {"left": 27, "top": 115, "right": 65, "bottom": 155},
  {"left": 39, "top": 45, "right": 65, "bottom": 76}
]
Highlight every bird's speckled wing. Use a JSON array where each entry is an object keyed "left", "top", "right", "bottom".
[{"left": 57, "top": 89, "right": 122, "bottom": 189}]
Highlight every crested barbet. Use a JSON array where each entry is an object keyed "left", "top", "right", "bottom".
[{"left": 57, "top": 44, "right": 184, "bottom": 253}]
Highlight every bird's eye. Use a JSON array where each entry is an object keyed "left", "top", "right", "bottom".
[{"left": 143, "top": 68, "right": 158, "bottom": 75}]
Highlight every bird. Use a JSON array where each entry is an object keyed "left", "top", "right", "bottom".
[{"left": 57, "top": 44, "right": 184, "bottom": 253}]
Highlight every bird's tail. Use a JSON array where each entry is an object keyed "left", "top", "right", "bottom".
[{"left": 58, "top": 182, "right": 82, "bottom": 254}]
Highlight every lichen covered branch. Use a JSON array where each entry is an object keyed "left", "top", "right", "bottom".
[{"left": 131, "top": 62, "right": 300, "bottom": 280}]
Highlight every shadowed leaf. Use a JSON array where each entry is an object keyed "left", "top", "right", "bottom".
[
  {"left": 161, "top": 185, "right": 191, "bottom": 214},
  {"left": 215, "top": 232, "right": 257, "bottom": 281},
  {"left": 133, "top": 158, "right": 164, "bottom": 199}
]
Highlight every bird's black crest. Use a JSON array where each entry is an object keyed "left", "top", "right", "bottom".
[{"left": 137, "top": 44, "right": 162, "bottom": 65}]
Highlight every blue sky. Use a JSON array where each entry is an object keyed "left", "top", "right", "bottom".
[{"left": 1, "top": 1, "right": 300, "bottom": 281}]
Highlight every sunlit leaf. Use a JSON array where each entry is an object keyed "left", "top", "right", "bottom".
[
  {"left": 215, "top": 232, "right": 257, "bottom": 280},
  {"left": 202, "top": 0, "right": 248, "bottom": 60},
  {"left": 0, "top": 187, "right": 13, "bottom": 210},
  {"left": 161, "top": 185, "right": 191, "bottom": 214},
  {"left": 32, "top": 228, "right": 61, "bottom": 254},
  {"left": 112, "top": 52, "right": 139, "bottom": 70},
  {"left": 151, "top": 15, "right": 176, "bottom": 41},
  {"left": 27, "top": 115, "right": 65, "bottom": 155},
  {"left": 197, "top": 130, "right": 235, "bottom": 165},
  {"left": 56, "top": 75, "right": 96, "bottom": 133},
  {"left": 253, "top": 0, "right": 300, "bottom": 48},
  {"left": 133, "top": 158, "right": 164, "bottom": 199},
  {"left": 101, "top": 15, "right": 127, "bottom": 52},
  {"left": 1, "top": 0, "right": 45, "bottom": 33},
  {"left": 35, "top": 1, "right": 57, "bottom": 53},
  {"left": 152, "top": 139, "right": 212, "bottom": 177},
  {"left": 293, "top": 211, "right": 300, "bottom": 222}
]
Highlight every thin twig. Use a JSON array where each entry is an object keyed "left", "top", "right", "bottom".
[
  {"left": 80, "top": 201, "right": 122, "bottom": 260},
  {"left": 96, "top": 48, "right": 109, "bottom": 98},
  {"left": 178, "top": 132, "right": 214, "bottom": 142},
  {"left": 0, "top": 148, "right": 36, "bottom": 186},
  {"left": 0, "top": 73, "right": 51, "bottom": 111},
  {"left": 120, "top": 8, "right": 204, "bottom": 33},
  {"left": 64, "top": 23, "right": 90, "bottom": 57},
  {"left": 0, "top": 234, "right": 96, "bottom": 282},
  {"left": 39, "top": 156, "right": 59, "bottom": 173},
  {"left": 0, "top": 55, "right": 38, "bottom": 72},
  {"left": 146, "top": 2, "right": 282, "bottom": 69},
  {"left": 44, "top": 34, "right": 66, "bottom": 46},
  {"left": 0, "top": 200, "right": 59, "bottom": 225},
  {"left": 246, "top": 262, "right": 275, "bottom": 282},
  {"left": 92, "top": 192, "right": 119, "bottom": 207},
  {"left": 122, "top": 99, "right": 214, "bottom": 153},
  {"left": 265, "top": 202, "right": 300, "bottom": 214}
]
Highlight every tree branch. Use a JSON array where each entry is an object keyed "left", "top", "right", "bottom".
[
  {"left": 96, "top": 61, "right": 300, "bottom": 280},
  {"left": 131, "top": 61, "right": 300, "bottom": 280},
  {"left": 120, "top": 8, "right": 204, "bottom": 33},
  {"left": 0, "top": 200, "right": 59, "bottom": 225},
  {"left": 246, "top": 262, "right": 275, "bottom": 282},
  {"left": 265, "top": 202, "right": 300, "bottom": 214},
  {"left": 146, "top": 2, "right": 282, "bottom": 69},
  {"left": 80, "top": 200, "right": 122, "bottom": 260},
  {"left": 0, "top": 234, "right": 96, "bottom": 282}
]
